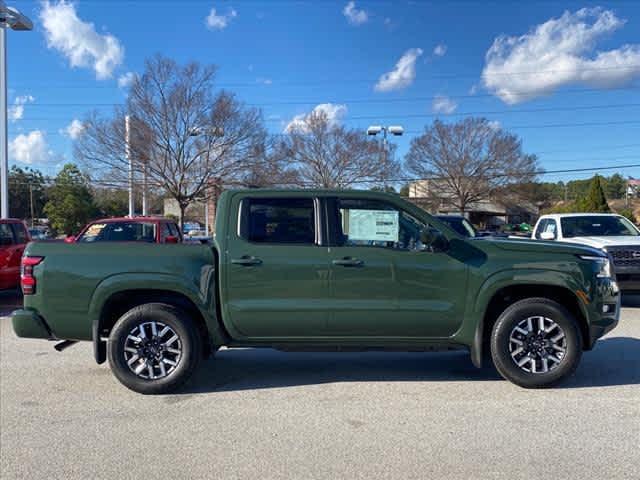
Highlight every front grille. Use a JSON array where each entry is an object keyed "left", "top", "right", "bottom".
[{"left": 607, "top": 248, "right": 640, "bottom": 267}]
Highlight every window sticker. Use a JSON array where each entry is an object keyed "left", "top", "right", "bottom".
[{"left": 347, "top": 209, "right": 399, "bottom": 242}]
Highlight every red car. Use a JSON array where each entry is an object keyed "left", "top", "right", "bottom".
[
  {"left": 0, "top": 219, "right": 31, "bottom": 290},
  {"left": 71, "top": 217, "right": 182, "bottom": 244}
]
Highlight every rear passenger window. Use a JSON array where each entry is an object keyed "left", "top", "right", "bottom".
[
  {"left": 0, "top": 224, "right": 14, "bottom": 246},
  {"left": 12, "top": 224, "right": 28, "bottom": 243},
  {"left": 240, "top": 198, "right": 316, "bottom": 244}
]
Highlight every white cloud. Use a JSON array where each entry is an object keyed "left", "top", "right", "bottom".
[
  {"left": 256, "top": 77, "right": 272, "bottom": 85},
  {"left": 469, "top": 84, "right": 478, "bottom": 95},
  {"left": 9, "top": 131, "right": 51, "bottom": 165},
  {"left": 117, "top": 72, "right": 136, "bottom": 88},
  {"left": 374, "top": 48, "right": 423, "bottom": 92},
  {"left": 343, "top": 1, "right": 368, "bottom": 26},
  {"left": 8, "top": 95, "right": 35, "bottom": 122},
  {"left": 488, "top": 120, "right": 501, "bottom": 130},
  {"left": 432, "top": 95, "right": 457, "bottom": 114},
  {"left": 61, "top": 119, "right": 85, "bottom": 140},
  {"left": 482, "top": 7, "right": 640, "bottom": 104},
  {"left": 433, "top": 44, "right": 447, "bottom": 57},
  {"left": 205, "top": 6, "right": 237, "bottom": 30},
  {"left": 40, "top": 1, "right": 124, "bottom": 80},
  {"left": 285, "top": 103, "right": 347, "bottom": 133}
]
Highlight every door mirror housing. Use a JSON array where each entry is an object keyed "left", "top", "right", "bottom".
[
  {"left": 64, "top": 236, "right": 75, "bottom": 243},
  {"left": 165, "top": 235, "right": 179, "bottom": 244},
  {"left": 540, "top": 231, "right": 555, "bottom": 241},
  {"left": 420, "top": 228, "right": 449, "bottom": 252}
]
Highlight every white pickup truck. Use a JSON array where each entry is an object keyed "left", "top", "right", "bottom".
[{"left": 532, "top": 213, "right": 640, "bottom": 291}]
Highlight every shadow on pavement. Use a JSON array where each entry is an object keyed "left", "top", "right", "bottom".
[
  {"left": 0, "top": 289, "right": 22, "bottom": 317},
  {"left": 183, "top": 336, "right": 639, "bottom": 394}
]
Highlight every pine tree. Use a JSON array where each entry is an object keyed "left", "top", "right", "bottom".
[{"left": 576, "top": 175, "right": 610, "bottom": 213}]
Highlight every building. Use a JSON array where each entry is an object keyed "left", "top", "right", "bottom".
[{"left": 407, "top": 179, "right": 536, "bottom": 228}]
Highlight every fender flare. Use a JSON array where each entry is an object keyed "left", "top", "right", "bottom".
[
  {"left": 466, "top": 269, "right": 588, "bottom": 368},
  {"left": 88, "top": 272, "right": 220, "bottom": 364}
]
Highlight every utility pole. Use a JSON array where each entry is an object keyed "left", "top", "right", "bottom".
[
  {"left": 0, "top": 2, "right": 32, "bottom": 218},
  {"left": 141, "top": 159, "right": 148, "bottom": 216},
  {"left": 125, "top": 115, "right": 134, "bottom": 218}
]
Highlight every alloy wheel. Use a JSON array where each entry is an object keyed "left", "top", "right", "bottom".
[
  {"left": 123, "top": 321, "right": 182, "bottom": 380},
  {"left": 508, "top": 316, "right": 567, "bottom": 374}
]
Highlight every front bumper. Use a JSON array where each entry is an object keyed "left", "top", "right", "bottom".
[
  {"left": 586, "top": 278, "right": 620, "bottom": 348},
  {"left": 11, "top": 309, "right": 55, "bottom": 340},
  {"left": 611, "top": 265, "right": 640, "bottom": 291}
]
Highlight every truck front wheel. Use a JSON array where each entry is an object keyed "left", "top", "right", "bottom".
[
  {"left": 490, "top": 298, "right": 583, "bottom": 388},
  {"left": 107, "top": 303, "right": 202, "bottom": 394}
]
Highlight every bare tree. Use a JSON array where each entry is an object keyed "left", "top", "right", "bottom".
[
  {"left": 75, "top": 55, "right": 266, "bottom": 228},
  {"left": 405, "top": 117, "right": 538, "bottom": 213},
  {"left": 276, "top": 111, "right": 399, "bottom": 188}
]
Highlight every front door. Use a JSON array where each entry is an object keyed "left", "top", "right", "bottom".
[
  {"left": 222, "top": 196, "right": 330, "bottom": 339},
  {"left": 326, "top": 197, "right": 468, "bottom": 338}
]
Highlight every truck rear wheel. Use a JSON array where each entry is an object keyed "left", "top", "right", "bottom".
[
  {"left": 490, "top": 297, "right": 582, "bottom": 388},
  {"left": 107, "top": 303, "right": 202, "bottom": 394}
]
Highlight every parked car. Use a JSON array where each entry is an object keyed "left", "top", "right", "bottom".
[
  {"left": 28, "top": 227, "right": 51, "bottom": 240},
  {"left": 71, "top": 217, "right": 182, "bottom": 244},
  {"left": 12, "top": 190, "right": 619, "bottom": 393},
  {"left": 0, "top": 219, "right": 31, "bottom": 290},
  {"left": 532, "top": 213, "right": 640, "bottom": 291}
]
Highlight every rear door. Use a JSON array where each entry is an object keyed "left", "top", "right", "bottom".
[
  {"left": 221, "top": 195, "right": 330, "bottom": 338},
  {"left": 325, "top": 197, "right": 468, "bottom": 338}
]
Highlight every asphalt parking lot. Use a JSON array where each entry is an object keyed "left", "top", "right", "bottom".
[{"left": 1, "top": 294, "right": 638, "bottom": 480}]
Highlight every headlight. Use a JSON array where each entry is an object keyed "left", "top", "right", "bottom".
[{"left": 579, "top": 255, "right": 612, "bottom": 278}]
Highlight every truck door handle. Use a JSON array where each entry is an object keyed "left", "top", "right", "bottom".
[
  {"left": 231, "top": 255, "right": 262, "bottom": 266},
  {"left": 332, "top": 257, "right": 364, "bottom": 267}
]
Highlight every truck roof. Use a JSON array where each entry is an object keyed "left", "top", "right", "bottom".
[
  {"left": 539, "top": 213, "right": 623, "bottom": 218},
  {"left": 88, "top": 216, "right": 175, "bottom": 223},
  {"left": 223, "top": 188, "right": 402, "bottom": 197}
]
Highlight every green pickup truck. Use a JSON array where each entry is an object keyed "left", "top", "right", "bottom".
[{"left": 12, "top": 189, "right": 620, "bottom": 393}]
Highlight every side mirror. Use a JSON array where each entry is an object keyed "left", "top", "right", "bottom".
[
  {"left": 540, "top": 231, "right": 555, "bottom": 241},
  {"left": 420, "top": 228, "right": 449, "bottom": 252},
  {"left": 165, "top": 235, "right": 179, "bottom": 244},
  {"left": 64, "top": 236, "right": 75, "bottom": 243}
]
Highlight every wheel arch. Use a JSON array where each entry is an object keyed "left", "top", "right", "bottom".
[
  {"left": 89, "top": 273, "right": 223, "bottom": 364},
  {"left": 471, "top": 278, "right": 590, "bottom": 368}
]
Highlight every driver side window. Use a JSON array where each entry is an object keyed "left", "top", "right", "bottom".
[{"left": 332, "top": 198, "right": 430, "bottom": 251}]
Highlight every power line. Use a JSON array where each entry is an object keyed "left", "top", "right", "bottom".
[
  {"left": 13, "top": 102, "right": 640, "bottom": 123},
  {"left": 9, "top": 119, "right": 640, "bottom": 138},
  {"left": 15, "top": 65, "right": 640, "bottom": 88},
  {"left": 12, "top": 86, "right": 640, "bottom": 107},
  {"left": 8, "top": 162, "right": 640, "bottom": 188}
]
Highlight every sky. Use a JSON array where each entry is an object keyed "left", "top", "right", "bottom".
[{"left": 6, "top": 0, "right": 640, "bottom": 184}]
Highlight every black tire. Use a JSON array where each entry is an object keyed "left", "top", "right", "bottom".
[
  {"left": 491, "top": 297, "right": 583, "bottom": 388},
  {"left": 107, "top": 303, "right": 202, "bottom": 394}
]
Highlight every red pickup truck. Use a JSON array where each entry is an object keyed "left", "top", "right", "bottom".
[
  {"left": 0, "top": 219, "right": 31, "bottom": 290},
  {"left": 71, "top": 217, "right": 182, "bottom": 244}
]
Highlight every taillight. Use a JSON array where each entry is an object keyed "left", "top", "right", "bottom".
[{"left": 21, "top": 256, "right": 44, "bottom": 295}]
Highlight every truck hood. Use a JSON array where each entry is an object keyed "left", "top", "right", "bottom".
[
  {"left": 482, "top": 237, "right": 604, "bottom": 257},
  {"left": 562, "top": 236, "right": 640, "bottom": 249}
]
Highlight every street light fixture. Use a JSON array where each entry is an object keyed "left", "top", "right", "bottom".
[
  {"left": 366, "top": 125, "right": 403, "bottom": 189},
  {"left": 0, "top": 1, "right": 33, "bottom": 219}
]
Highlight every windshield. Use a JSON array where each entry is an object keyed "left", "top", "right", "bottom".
[
  {"left": 77, "top": 222, "right": 157, "bottom": 242},
  {"left": 437, "top": 217, "right": 476, "bottom": 238},
  {"left": 560, "top": 216, "right": 640, "bottom": 238}
]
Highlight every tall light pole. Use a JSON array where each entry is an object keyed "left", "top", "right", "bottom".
[
  {"left": 0, "top": 2, "right": 32, "bottom": 218},
  {"left": 367, "top": 125, "right": 403, "bottom": 190}
]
